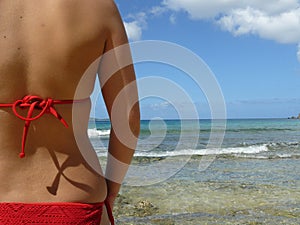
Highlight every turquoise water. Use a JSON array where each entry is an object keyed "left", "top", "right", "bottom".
[
  {"left": 89, "top": 119, "right": 300, "bottom": 224},
  {"left": 89, "top": 118, "right": 300, "bottom": 159}
]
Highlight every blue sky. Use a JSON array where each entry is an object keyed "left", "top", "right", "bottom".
[{"left": 93, "top": 0, "right": 300, "bottom": 119}]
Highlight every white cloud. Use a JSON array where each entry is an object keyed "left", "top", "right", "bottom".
[
  {"left": 161, "top": 0, "right": 300, "bottom": 60},
  {"left": 161, "top": 0, "right": 300, "bottom": 43},
  {"left": 169, "top": 14, "right": 177, "bottom": 24},
  {"left": 162, "top": 0, "right": 239, "bottom": 19},
  {"left": 217, "top": 7, "right": 300, "bottom": 44},
  {"left": 150, "top": 6, "right": 168, "bottom": 16},
  {"left": 150, "top": 101, "right": 171, "bottom": 110},
  {"left": 124, "top": 12, "right": 147, "bottom": 41},
  {"left": 297, "top": 44, "right": 300, "bottom": 62},
  {"left": 162, "top": 0, "right": 300, "bottom": 19},
  {"left": 123, "top": 1, "right": 300, "bottom": 60},
  {"left": 124, "top": 21, "right": 143, "bottom": 41}
]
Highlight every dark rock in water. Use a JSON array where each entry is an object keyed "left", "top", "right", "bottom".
[
  {"left": 114, "top": 194, "right": 135, "bottom": 217},
  {"left": 134, "top": 200, "right": 159, "bottom": 217},
  {"left": 133, "top": 156, "right": 166, "bottom": 164},
  {"left": 288, "top": 114, "right": 300, "bottom": 119},
  {"left": 114, "top": 195, "right": 159, "bottom": 218}
]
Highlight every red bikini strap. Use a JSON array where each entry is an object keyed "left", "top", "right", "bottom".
[
  {"left": 1, "top": 95, "right": 89, "bottom": 158},
  {"left": 104, "top": 199, "right": 115, "bottom": 225}
]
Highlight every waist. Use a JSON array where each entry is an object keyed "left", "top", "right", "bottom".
[{"left": 0, "top": 149, "right": 107, "bottom": 203}]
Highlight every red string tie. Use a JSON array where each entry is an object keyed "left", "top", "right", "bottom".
[{"left": 11, "top": 95, "right": 69, "bottom": 158}]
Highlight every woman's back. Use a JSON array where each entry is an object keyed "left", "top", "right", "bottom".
[
  {"left": 0, "top": 0, "right": 109, "bottom": 98},
  {"left": 0, "top": 0, "right": 116, "bottom": 203}
]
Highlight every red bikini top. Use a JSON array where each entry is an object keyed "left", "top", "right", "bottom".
[{"left": 0, "top": 95, "right": 89, "bottom": 158}]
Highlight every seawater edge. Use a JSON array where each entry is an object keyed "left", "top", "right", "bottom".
[{"left": 92, "top": 118, "right": 300, "bottom": 224}]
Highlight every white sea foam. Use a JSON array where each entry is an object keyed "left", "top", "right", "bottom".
[
  {"left": 275, "top": 153, "right": 294, "bottom": 158},
  {"left": 88, "top": 128, "right": 110, "bottom": 137},
  {"left": 94, "top": 143, "right": 299, "bottom": 159},
  {"left": 133, "top": 144, "right": 269, "bottom": 157}
]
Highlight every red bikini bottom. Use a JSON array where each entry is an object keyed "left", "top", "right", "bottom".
[{"left": 0, "top": 200, "right": 114, "bottom": 225}]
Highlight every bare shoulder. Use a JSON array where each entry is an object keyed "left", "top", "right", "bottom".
[
  {"left": 96, "top": 0, "right": 124, "bottom": 27},
  {"left": 74, "top": 0, "right": 124, "bottom": 33},
  {"left": 82, "top": 0, "right": 120, "bottom": 18},
  {"left": 97, "top": 0, "right": 128, "bottom": 46},
  {"left": 99, "top": 0, "right": 120, "bottom": 13}
]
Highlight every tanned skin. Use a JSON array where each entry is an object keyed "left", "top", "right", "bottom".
[{"left": 0, "top": 0, "right": 140, "bottom": 223}]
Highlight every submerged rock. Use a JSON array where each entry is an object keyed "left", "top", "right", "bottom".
[
  {"left": 134, "top": 200, "right": 159, "bottom": 217},
  {"left": 114, "top": 195, "right": 159, "bottom": 218}
]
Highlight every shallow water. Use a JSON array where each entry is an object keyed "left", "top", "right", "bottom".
[
  {"left": 113, "top": 157, "right": 300, "bottom": 224},
  {"left": 91, "top": 119, "right": 300, "bottom": 224}
]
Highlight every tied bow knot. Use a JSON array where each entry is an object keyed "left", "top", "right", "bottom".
[{"left": 11, "top": 95, "right": 69, "bottom": 158}]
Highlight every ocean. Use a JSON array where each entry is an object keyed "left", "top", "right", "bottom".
[{"left": 88, "top": 118, "right": 300, "bottom": 224}]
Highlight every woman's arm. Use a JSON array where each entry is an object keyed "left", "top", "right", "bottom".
[{"left": 98, "top": 1, "right": 140, "bottom": 208}]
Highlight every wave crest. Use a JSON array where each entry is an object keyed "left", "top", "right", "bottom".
[{"left": 88, "top": 128, "right": 110, "bottom": 137}]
